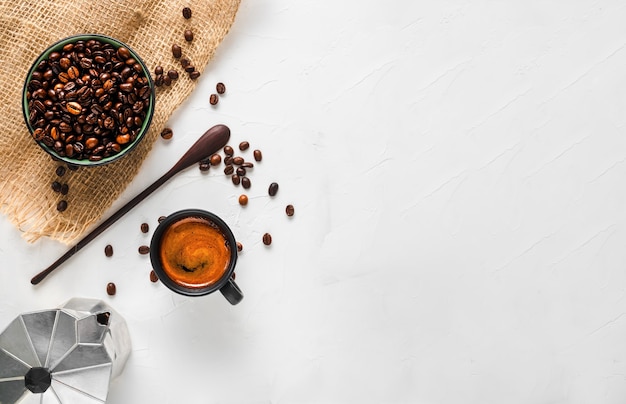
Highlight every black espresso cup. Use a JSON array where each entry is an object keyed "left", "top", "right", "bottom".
[{"left": 149, "top": 209, "right": 243, "bottom": 305}]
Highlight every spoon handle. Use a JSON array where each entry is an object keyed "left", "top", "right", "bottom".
[{"left": 31, "top": 124, "right": 230, "bottom": 285}]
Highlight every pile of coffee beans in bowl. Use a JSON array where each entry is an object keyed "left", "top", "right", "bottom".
[{"left": 23, "top": 34, "right": 155, "bottom": 166}]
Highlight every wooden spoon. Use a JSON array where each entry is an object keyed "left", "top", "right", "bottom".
[{"left": 31, "top": 124, "right": 230, "bottom": 285}]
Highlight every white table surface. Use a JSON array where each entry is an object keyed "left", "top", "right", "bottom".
[{"left": 3, "top": 1, "right": 626, "bottom": 403}]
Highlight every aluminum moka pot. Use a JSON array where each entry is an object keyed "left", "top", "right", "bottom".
[{"left": 0, "top": 297, "right": 131, "bottom": 403}]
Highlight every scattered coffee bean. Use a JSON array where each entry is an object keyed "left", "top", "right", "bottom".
[
  {"left": 163, "top": 74, "right": 172, "bottom": 86},
  {"left": 231, "top": 272, "right": 236, "bottom": 280},
  {"left": 216, "top": 82, "right": 226, "bottom": 94},
  {"left": 268, "top": 182, "right": 279, "bottom": 196},
  {"left": 180, "top": 57, "right": 190, "bottom": 68},
  {"left": 236, "top": 167, "right": 246, "bottom": 176},
  {"left": 232, "top": 175, "right": 240, "bottom": 185},
  {"left": 224, "top": 156, "right": 233, "bottom": 165},
  {"left": 224, "top": 145, "right": 234, "bottom": 155},
  {"left": 210, "top": 154, "right": 221, "bottom": 165},
  {"left": 184, "top": 65, "right": 195, "bottom": 73},
  {"left": 160, "top": 127, "right": 173, "bottom": 139},
  {"left": 141, "top": 223, "right": 149, "bottom": 233},
  {"left": 150, "top": 270, "right": 159, "bottom": 283},
  {"left": 199, "top": 161, "right": 211, "bottom": 171},
  {"left": 224, "top": 165, "right": 234, "bottom": 175},
  {"left": 184, "top": 29, "right": 194, "bottom": 42},
  {"left": 239, "top": 141, "right": 249, "bottom": 151},
  {"left": 238, "top": 194, "right": 248, "bottom": 206},
  {"left": 209, "top": 94, "right": 218, "bottom": 105},
  {"left": 167, "top": 69, "right": 179, "bottom": 80},
  {"left": 233, "top": 156, "right": 244, "bottom": 165},
  {"left": 241, "top": 162, "right": 254, "bottom": 168},
  {"left": 155, "top": 65, "right": 163, "bottom": 75},
  {"left": 172, "top": 44, "right": 182, "bottom": 58},
  {"left": 138, "top": 245, "right": 150, "bottom": 255},
  {"left": 241, "top": 176, "right": 251, "bottom": 189},
  {"left": 51, "top": 181, "right": 62, "bottom": 193},
  {"left": 262, "top": 233, "right": 272, "bottom": 245},
  {"left": 158, "top": 215, "right": 166, "bottom": 223},
  {"left": 253, "top": 149, "right": 262, "bottom": 161},
  {"left": 57, "top": 200, "right": 68, "bottom": 212},
  {"left": 56, "top": 166, "right": 66, "bottom": 177},
  {"left": 155, "top": 74, "right": 164, "bottom": 87},
  {"left": 286, "top": 204, "right": 295, "bottom": 217},
  {"left": 105, "top": 244, "right": 114, "bottom": 257},
  {"left": 189, "top": 71, "right": 201, "bottom": 80},
  {"left": 182, "top": 6, "right": 192, "bottom": 19},
  {"left": 106, "top": 282, "right": 116, "bottom": 296},
  {"left": 67, "top": 164, "right": 79, "bottom": 171},
  {"left": 236, "top": 242, "right": 243, "bottom": 252},
  {"left": 60, "top": 183, "right": 69, "bottom": 195}
]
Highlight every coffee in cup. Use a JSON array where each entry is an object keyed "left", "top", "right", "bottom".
[{"left": 150, "top": 209, "right": 243, "bottom": 304}]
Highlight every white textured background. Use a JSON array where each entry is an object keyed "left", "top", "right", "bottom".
[{"left": 2, "top": 1, "right": 626, "bottom": 403}]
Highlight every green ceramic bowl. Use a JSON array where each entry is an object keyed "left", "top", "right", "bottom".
[{"left": 22, "top": 34, "right": 155, "bottom": 166}]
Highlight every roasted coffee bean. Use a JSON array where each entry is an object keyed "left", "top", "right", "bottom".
[
  {"left": 184, "top": 65, "right": 195, "bottom": 73},
  {"left": 241, "top": 176, "right": 251, "bottom": 189},
  {"left": 262, "top": 233, "right": 272, "bottom": 246},
  {"left": 224, "top": 156, "right": 233, "bottom": 165},
  {"left": 60, "top": 183, "right": 69, "bottom": 195},
  {"left": 199, "top": 162, "right": 211, "bottom": 171},
  {"left": 172, "top": 43, "right": 182, "bottom": 58},
  {"left": 163, "top": 75, "right": 172, "bottom": 86},
  {"left": 268, "top": 182, "right": 279, "bottom": 196},
  {"left": 180, "top": 57, "right": 190, "bottom": 68},
  {"left": 232, "top": 156, "right": 244, "bottom": 165},
  {"left": 66, "top": 101, "right": 82, "bottom": 115},
  {"left": 216, "top": 82, "right": 226, "bottom": 94},
  {"left": 105, "top": 244, "right": 114, "bottom": 257},
  {"left": 238, "top": 194, "right": 248, "bottom": 206},
  {"left": 141, "top": 223, "right": 149, "bottom": 233},
  {"left": 236, "top": 167, "right": 246, "bottom": 176},
  {"left": 57, "top": 200, "right": 68, "bottom": 212},
  {"left": 236, "top": 242, "right": 243, "bottom": 252},
  {"left": 51, "top": 181, "right": 62, "bottom": 193},
  {"left": 106, "top": 282, "right": 116, "bottom": 296},
  {"left": 150, "top": 270, "right": 159, "bottom": 283},
  {"left": 182, "top": 6, "right": 192, "bottom": 19},
  {"left": 210, "top": 154, "right": 221, "bottom": 165},
  {"left": 160, "top": 127, "right": 173, "bottom": 139},
  {"left": 184, "top": 29, "right": 194, "bottom": 42},
  {"left": 241, "top": 162, "right": 254, "bottom": 168},
  {"left": 155, "top": 74, "right": 164, "bottom": 87},
  {"left": 189, "top": 70, "right": 201, "bottom": 80},
  {"left": 224, "top": 165, "right": 234, "bottom": 175},
  {"left": 209, "top": 93, "right": 218, "bottom": 105},
  {"left": 117, "top": 46, "right": 131, "bottom": 60},
  {"left": 239, "top": 141, "right": 249, "bottom": 151},
  {"left": 56, "top": 165, "right": 66, "bottom": 177},
  {"left": 154, "top": 65, "right": 164, "bottom": 75},
  {"left": 158, "top": 215, "right": 166, "bottom": 223},
  {"left": 167, "top": 69, "right": 179, "bottom": 80},
  {"left": 138, "top": 245, "right": 150, "bottom": 255},
  {"left": 231, "top": 174, "right": 240, "bottom": 185},
  {"left": 286, "top": 204, "right": 295, "bottom": 216},
  {"left": 224, "top": 145, "right": 234, "bottom": 155}
]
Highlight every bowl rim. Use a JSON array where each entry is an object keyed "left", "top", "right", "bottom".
[{"left": 22, "top": 33, "right": 155, "bottom": 167}]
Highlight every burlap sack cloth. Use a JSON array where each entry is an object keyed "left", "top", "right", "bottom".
[{"left": 0, "top": 0, "right": 240, "bottom": 244}]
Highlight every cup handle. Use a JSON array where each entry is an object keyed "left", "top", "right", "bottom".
[{"left": 220, "top": 278, "right": 243, "bottom": 305}]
